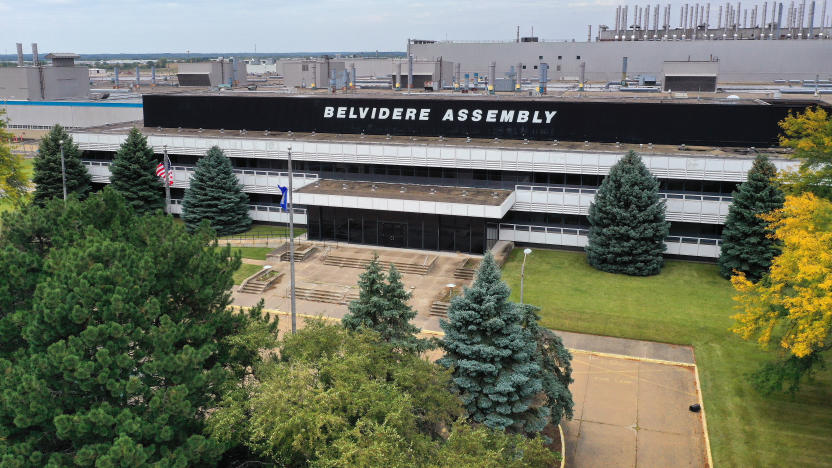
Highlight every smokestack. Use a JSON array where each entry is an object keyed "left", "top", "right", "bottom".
[
  {"left": 455, "top": 62, "right": 461, "bottom": 87},
  {"left": 395, "top": 62, "right": 402, "bottom": 89},
  {"left": 136, "top": 65, "right": 140, "bottom": 86},
  {"left": 516, "top": 62, "right": 522, "bottom": 90},
  {"left": 351, "top": 63, "right": 357, "bottom": 88},
  {"left": 489, "top": 61, "right": 496, "bottom": 88},
  {"left": 16, "top": 43, "right": 23, "bottom": 66},
  {"left": 622, "top": 56, "right": 628, "bottom": 80},
  {"left": 114, "top": 66, "right": 120, "bottom": 88},
  {"left": 777, "top": 2, "right": 784, "bottom": 37},
  {"left": 407, "top": 54, "right": 413, "bottom": 90},
  {"left": 31, "top": 43, "right": 39, "bottom": 66},
  {"left": 809, "top": 0, "right": 815, "bottom": 35},
  {"left": 579, "top": 61, "right": 586, "bottom": 84},
  {"left": 151, "top": 66, "right": 156, "bottom": 85}
]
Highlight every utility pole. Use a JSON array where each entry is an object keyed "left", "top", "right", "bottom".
[
  {"left": 163, "top": 145, "right": 171, "bottom": 213},
  {"left": 287, "top": 145, "right": 297, "bottom": 333},
  {"left": 59, "top": 139, "right": 67, "bottom": 201}
]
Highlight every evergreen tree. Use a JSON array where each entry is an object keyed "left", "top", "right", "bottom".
[
  {"left": 0, "top": 110, "right": 29, "bottom": 207},
  {"left": 343, "top": 255, "right": 431, "bottom": 352},
  {"left": 182, "top": 146, "right": 252, "bottom": 235},
  {"left": 521, "top": 304, "right": 574, "bottom": 428},
  {"left": 0, "top": 188, "right": 278, "bottom": 467},
  {"left": 439, "top": 252, "right": 544, "bottom": 433},
  {"left": 32, "top": 124, "right": 91, "bottom": 206},
  {"left": 586, "top": 150, "right": 670, "bottom": 276},
  {"left": 718, "top": 154, "right": 785, "bottom": 281},
  {"left": 109, "top": 127, "right": 165, "bottom": 214}
]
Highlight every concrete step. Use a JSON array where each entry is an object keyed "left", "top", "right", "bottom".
[
  {"left": 323, "top": 255, "right": 433, "bottom": 275},
  {"left": 429, "top": 301, "right": 450, "bottom": 318},
  {"left": 294, "top": 286, "right": 346, "bottom": 304}
]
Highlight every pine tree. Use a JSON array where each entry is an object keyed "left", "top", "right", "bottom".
[
  {"left": 32, "top": 124, "right": 91, "bottom": 206},
  {"left": 718, "top": 154, "right": 785, "bottom": 281},
  {"left": 439, "top": 252, "right": 544, "bottom": 433},
  {"left": 586, "top": 150, "right": 670, "bottom": 276},
  {"left": 182, "top": 146, "right": 252, "bottom": 235},
  {"left": 109, "top": 127, "right": 165, "bottom": 215},
  {"left": 0, "top": 188, "right": 278, "bottom": 467},
  {"left": 343, "top": 255, "right": 431, "bottom": 352}
]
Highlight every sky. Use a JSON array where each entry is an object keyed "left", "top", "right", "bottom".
[{"left": 0, "top": 0, "right": 800, "bottom": 54}]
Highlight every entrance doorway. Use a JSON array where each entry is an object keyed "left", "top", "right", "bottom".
[{"left": 380, "top": 222, "right": 407, "bottom": 248}]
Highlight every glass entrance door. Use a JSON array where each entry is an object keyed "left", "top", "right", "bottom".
[{"left": 380, "top": 222, "right": 407, "bottom": 248}]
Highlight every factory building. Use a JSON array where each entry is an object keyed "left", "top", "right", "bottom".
[
  {"left": 0, "top": 44, "right": 88, "bottom": 101},
  {"left": 176, "top": 59, "right": 247, "bottom": 87},
  {"left": 410, "top": 1, "right": 832, "bottom": 84},
  {"left": 69, "top": 93, "right": 817, "bottom": 259}
]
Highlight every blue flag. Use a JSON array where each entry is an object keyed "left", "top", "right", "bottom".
[{"left": 278, "top": 185, "right": 288, "bottom": 212}]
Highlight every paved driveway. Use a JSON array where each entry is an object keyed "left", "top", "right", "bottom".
[{"left": 563, "top": 352, "right": 708, "bottom": 468}]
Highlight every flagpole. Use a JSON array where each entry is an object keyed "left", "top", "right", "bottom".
[
  {"left": 287, "top": 145, "right": 297, "bottom": 334},
  {"left": 163, "top": 145, "right": 171, "bottom": 214}
]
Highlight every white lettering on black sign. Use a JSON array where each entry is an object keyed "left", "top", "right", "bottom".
[{"left": 323, "top": 106, "right": 557, "bottom": 124}]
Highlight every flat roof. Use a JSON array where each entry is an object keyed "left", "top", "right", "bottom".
[
  {"left": 296, "top": 179, "right": 512, "bottom": 205},
  {"left": 72, "top": 121, "right": 793, "bottom": 160}
]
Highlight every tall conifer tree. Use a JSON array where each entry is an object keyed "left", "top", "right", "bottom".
[
  {"left": 439, "top": 253, "right": 544, "bottom": 433},
  {"left": 718, "top": 154, "right": 785, "bottom": 281},
  {"left": 32, "top": 125, "right": 91, "bottom": 206},
  {"left": 586, "top": 150, "right": 669, "bottom": 276},
  {"left": 343, "top": 256, "right": 430, "bottom": 352},
  {"left": 109, "top": 127, "right": 164, "bottom": 215},
  {"left": 182, "top": 146, "right": 251, "bottom": 235}
]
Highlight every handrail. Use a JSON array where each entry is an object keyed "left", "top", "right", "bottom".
[{"left": 497, "top": 223, "right": 722, "bottom": 246}]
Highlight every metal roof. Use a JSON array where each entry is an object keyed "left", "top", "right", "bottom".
[{"left": 45, "top": 53, "right": 80, "bottom": 59}]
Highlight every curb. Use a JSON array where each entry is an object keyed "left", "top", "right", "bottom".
[
  {"left": 693, "top": 363, "right": 715, "bottom": 468},
  {"left": 559, "top": 423, "right": 566, "bottom": 468}
]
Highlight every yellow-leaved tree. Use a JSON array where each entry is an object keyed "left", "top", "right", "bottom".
[
  {"left": 778, "top": 106, "right": 832, "bottom": 200},
  {"left": 0, "top": 109, "right": 29, "bottom": 207},
  {"left": 731, "top": 193, "right": 832, "bottom": 394}
]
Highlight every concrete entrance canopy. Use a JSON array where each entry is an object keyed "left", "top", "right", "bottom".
[{"left": 294, "top": 179, "right": 515, "bottom": 219}]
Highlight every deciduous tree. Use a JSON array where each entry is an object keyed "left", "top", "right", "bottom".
[
  {"left": 778, "top": 106, "right": 832, "bottom": 200},
  {"left": 0, "top": 188, "right": 278, "bottom": 466},
  {"left": 718, "top": 154, "right": 785, "bottom": 281},
  {"left": 32, "top": 124, "right": 91, "bottom": 206},
  {"left": 0, "top": 110, "right": 29, "bottom": 207},
  {"left": 586, "top": 150, "right": 669, "bottom": 276},
  {"left": 182, "top": 146, "right": 251, "bottom": 235},
  {"left": 731, "top": 193, "right": 832, "bottom": 394},
  {"left": 109, "top": 127, "right": 165, "bottom": 214}
]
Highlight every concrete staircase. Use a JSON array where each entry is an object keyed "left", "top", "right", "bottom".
[
  {"left": 293, "top": 286, "right": 346, "bottom": 304},
  {"left": 322, "top": 254, "right": 434, "bottom": 275},
  {"left": 429, "top": 301, "right": 450, "bottom": 318},
  {"left": 239, "top": 278, "right": 271, "bottom": 294},
  {"left": 279, "top": 247, "right": 317, "bottom": 262}
]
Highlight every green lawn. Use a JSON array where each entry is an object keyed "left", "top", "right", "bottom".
[
  {"left": 233, "top": 263, "right": 262, "bottom": 285},
  {"left": 501, "top": 248, "right": 832, "bottom": 468}
]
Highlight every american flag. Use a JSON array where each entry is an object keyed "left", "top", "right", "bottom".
[{"left": 156, "top": 161, "right": 173, "bottom": 186}]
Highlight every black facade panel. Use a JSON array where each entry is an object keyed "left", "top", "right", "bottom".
[
  {"left": 142, "top": 94, "right": 826, "bottom": 147},
  {"left": 664, "top": 76, "right": 718, "bottom": 92}
]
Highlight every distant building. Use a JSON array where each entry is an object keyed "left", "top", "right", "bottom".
[
  {"left": 0, "top": 46, "right": 88, "bottom": 101},
  {"left": 282, "top": 59, "right": 346, "bottom": 88},
  {"left": 177, "top": 59, "right": 247, "bottom": 87}
]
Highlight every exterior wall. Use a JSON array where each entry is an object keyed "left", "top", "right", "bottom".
[
  {"left": 1, "top": 101, "right": 143, "bottom": 137},
  {"left": 177, "top": 62, "right": 247, "bottom": 87},
  {"left": 282, "top": 61, "right": 346, "bottom": 88},
  {"left": 276, "top": 58, "right": 398, "bottom": 79},
  {"left": 410, "top": 39, "right": 832, "bottom": 83},
  {"left": 72, "top": 130, "right": 788, "bottom": 258},
  {"left": 0, "top": 66, "right": 88, "bottom": 101}
]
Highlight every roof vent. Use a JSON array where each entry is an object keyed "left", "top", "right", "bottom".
[
  {"left": 219, "top": 128, "right": 224, "bottom": 134},
  {"left": 553, "top": 139, "right": 558, "bottom": 146},
  {"left": 178, "top": 127, "right": 183, "bottom": 133},
  {"left": 371, "top": 184, "right": 378, "bottom": 191},
  {"left": 264, "top": 130, "right": 270, "bottom": 136},
  {"left": 400, "top": 186, "right": 406, "bottom": 193},
  {"left": 386, "top": 134, "right": 392, "bottom": 140},
  {"left": 584, "top": 141, "right": 589, "bottom": 147},
  {"left": 466, "top": 137, "right": 472, "bottom": 143},
  {"left": 342, "top": 183, "right": 349, "bottom": 190},
  {"left": 157, "top": 126, "right": 162, "bottom": 132},
  {"left": 429, "top": 188, "right": 436, "bottom": 194}
]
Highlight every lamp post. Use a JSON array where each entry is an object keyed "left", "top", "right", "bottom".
[
  {"left": 287, "top": 145, "right": 297, "bottom": 334},
  {"left": 446, "top": 283, "right": 456, "bottom": 301},
  {"left": 59, "top": 139, "right": 67, "bottom": 201},
  {"left": 163, "top": 145, "right": 171, "bottom": 214},
  {"left": 520, "top": 248, "right": 532, "bottom": 304}
]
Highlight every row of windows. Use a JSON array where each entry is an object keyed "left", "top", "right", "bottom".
[
  {"left": 502, "top": 212, "right": 724, "bottom": 238},
  {"left": 84, "top": 151, "right": 740, "bottom": 196}
]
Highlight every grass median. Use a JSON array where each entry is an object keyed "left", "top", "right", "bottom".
[{"left": 501, "top": 248, "right": 832, "bottom": 467}]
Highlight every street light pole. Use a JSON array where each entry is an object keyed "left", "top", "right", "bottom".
[
  {"left": 59, "top": 139, "right": 67, "bottom": 201},
  {"left": 287, "top": 145, "right": 297, "bottom": 334},
  {"left": 163, "top": 145, "right": 171, "bottom": 214},
  {"left": 520, "top": 248, "right": 532, "bottom": 304}
]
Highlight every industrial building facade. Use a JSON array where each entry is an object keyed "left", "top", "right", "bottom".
[{"left": 70, "top": 93, "right": 812, "bottom": 259}]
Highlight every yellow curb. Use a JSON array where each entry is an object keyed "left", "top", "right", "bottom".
[
  {"left": 693, "top": 363, "right": 715, "bottom": 468},
  {"left": 558, "top": 423, "right": 566, "bottom": 468},
  {"left": 567, "top": 348, "right": 696, "bottom": 368}
]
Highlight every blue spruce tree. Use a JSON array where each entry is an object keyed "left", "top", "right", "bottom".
[{"left": 440, "top": 252, "right": 544, "bottom": 433}]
